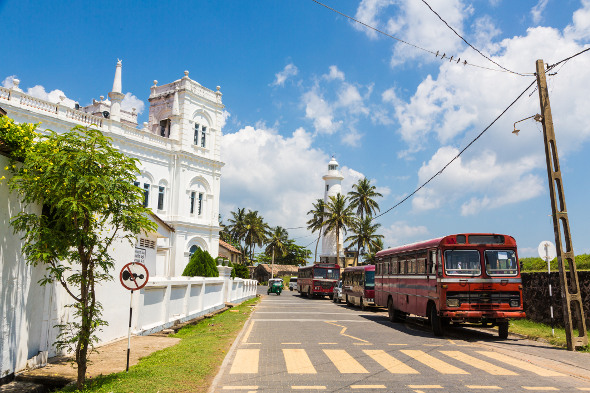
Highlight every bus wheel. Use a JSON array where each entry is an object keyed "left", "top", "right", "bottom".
[
  {"left": 430, "top": 305, "right": 444, "bottom": 337},
  {"left": 308, "top": 288, "right": 313, "bottom": 298},
  {"left": 388, "top": 298, "right": 403, "bottom": 322},
  {"left": 498, "top": 321, "right": 509, "bottom": 339}
]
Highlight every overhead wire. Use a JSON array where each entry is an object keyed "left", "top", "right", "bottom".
[
  {"left": 419, "top": 0, "right": 530, "bottom": 76},
  {"left": 311, "top": 0, "right": 532, "bottom": 75}
]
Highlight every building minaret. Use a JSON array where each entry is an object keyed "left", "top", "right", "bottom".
[
  {"left": 108, "top": 59, "right": 124, "bottom": 124},
  {"left": 320, "top": 156, "right": 345, "bottom": 264}
]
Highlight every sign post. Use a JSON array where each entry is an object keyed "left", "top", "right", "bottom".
[
  {"left": 538, "top": 241, "right": 557, "bottom": 336},
  {"left": 119, "top": 262, "right": 149, "bottom": 372}
]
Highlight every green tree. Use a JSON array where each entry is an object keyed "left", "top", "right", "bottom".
[
  {"left": 182, "top": 248, "right": 219, "bottom": 277},
  {"left": 2, "top": 121, "right": 156, "bottom": 389},
  {"left": 348, "top": 178, "right": 382, "bottom": 266},
  {"left": 227, "top": 207, "right": 247, "bottom": 250},
  {"left": 363, "top": 237, "right": 384, "bottom": 264},
  {"left": 232, "top": 264, "right": 250, "bottom": 279},
  {"left": 243, "top": 210, "right": 269, "bottom": 264},
  {"left": 345, "top": 217, "right": 384, "bottom": 266},
  {"left": 323, "top": 194, "right": 355, "bottom": 267},
  {"left": 306, "top": 198, "right": 326, "bottom": 263},
  {"left": 265, "top": 226, "right": 289, "bottom": 278}
]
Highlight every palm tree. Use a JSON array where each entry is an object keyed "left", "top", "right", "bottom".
[
  {"left": 243, "top": 210, "right": 270, "bottom": 264},
  {"left": 348, "top": 178, "right": 382, "bottom": 265},
  {"left": 306, "top": 198, "right": 326, "bottom": 263},
  {"left": 265, "top": 226, "right": 289, "bottom": 278},
  {"left": 227, "top": 207, "right": 247, "bottom": 249},
  {"left": 345, "top": 217, "right": 384, "bottom": 266},
  {"left": 363, "top": 237, "right": 384, "bottom": 265},
  {"left": 323, "top": 194, "right": 355, "bottom": 267}
]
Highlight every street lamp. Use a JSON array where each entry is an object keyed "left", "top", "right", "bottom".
[{"left": 512, "top": 113, "right": 543, "bottom": 135}]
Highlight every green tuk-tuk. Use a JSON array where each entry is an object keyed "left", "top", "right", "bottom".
[{"left": 267, "top": 278, "right": 283, "bottom": 295}]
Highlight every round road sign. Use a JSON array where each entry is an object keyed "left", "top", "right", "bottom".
[
  {"left": 537, "top": 240, "right": 557, "bottom": 261},
  {"left": 120, "top": 262, "right": 149, "bottom": 291}
]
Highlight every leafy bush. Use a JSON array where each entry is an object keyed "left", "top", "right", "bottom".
[
  {"left": 520, "top": 254, "right": 590, "bottom": 272},
  {"left": 232, "top": 264, "right": 250, "bottom": 279},
  {"left": 183, "top": 248, "right": 219, "bottom": 277}
]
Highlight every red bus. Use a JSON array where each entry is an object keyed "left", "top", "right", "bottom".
[
  {"left": 342, "top": 265, "right": 375, "bottom": 310},
  {"left": 375, "top": 233, "right": 525, "bottom": 338},
  {"left": 298, "top": 263, "right": 340, "bottom": 299}
]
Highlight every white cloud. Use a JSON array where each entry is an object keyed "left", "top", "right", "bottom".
[
  {"left": 381, "top": 221, "right": 430, "bottom": 248},
  {"left": 324, "top": 65, "right": 345, "bottom": 81},
  {"left": 354, "top": 0, "right": 396, "bottom": 39},
  {"left": 303, "top": 87, "right": 341, "bottom": 134},
  {"left": 272, "top": 63, "right": 299, "bottom": 87},
  {"left": 531, "top": 0, "right": 549, "bottom": 24},
  {"left": 564, "top": 0, "right": 590, "bottom": 41},
  {"left": 219, "top": 110, "right": 231, "bottom": 129},
  {"left": 120, "top": 92, "right": 145, "bottom": 114},
  {"left": 2, "top": 75, "right": 18, "bottom": 89},
  {"left": 221, "top": 125, "right": 328, "bottom": 228},
  {"left": 26, "top": 85, "right": 76, "bottom": 109}
]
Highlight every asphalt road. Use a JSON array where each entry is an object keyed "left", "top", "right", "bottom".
[{"left": 210, "top": 288, "right": 590, "bottom": 393}]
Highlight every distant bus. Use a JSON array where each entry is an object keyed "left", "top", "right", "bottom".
[
  {"left": 342, "top": 265, "right": 375, "bottom": 310},
  {"left": 375, "top": 233, "right": 525, "bottom": 338},
  {"left": 297, "top": 263, "right": 340, "bottom": 299}
]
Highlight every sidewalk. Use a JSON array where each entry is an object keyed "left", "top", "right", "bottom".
[{"left": 1, "top": 335, "right": 180, "bottom": 393}]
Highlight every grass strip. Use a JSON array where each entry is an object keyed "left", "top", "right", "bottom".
[
  {"left": 59, "top": 297, "right": 260, "bottom": 393},
  {"left": 508, "top": 318, "right": 589, "bottom": 352}
]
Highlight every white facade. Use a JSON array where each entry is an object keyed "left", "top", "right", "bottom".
[
  {"left": 320, "top": 156, "right": 344, "bottom": 263},
  {"left": 0, "top": 63, "right": 258, "bottom": 380},
  {"left": 0, "top": 62, "right": 224, "bottom": 276}
]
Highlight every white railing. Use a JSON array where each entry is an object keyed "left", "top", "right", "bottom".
[
  {"left": 133, "top": 269, "right": 257, "bottom": 335},
  {"left": 64, "top": 107, "right": 104, "bottom": 127}
]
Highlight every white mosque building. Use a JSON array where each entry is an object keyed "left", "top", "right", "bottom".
[{"left": 1, "top": 61, "right": 224, "bottom": 275}]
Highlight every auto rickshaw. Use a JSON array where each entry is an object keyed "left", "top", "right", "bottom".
[{"left": 267, "top": 278, "right": 283, "bottom": 295}]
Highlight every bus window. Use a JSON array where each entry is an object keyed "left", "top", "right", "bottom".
[
  {"left": 485, "top": 250, "right": 518, "bottom": 276},
  {"left": 430, "top": 250, "right": 437, "bottom": 274},
  {"left": 400, "top": 260, "right": 406, "bottom": 274},
  {"left": 417, "top": 258, "right": 426, "bottom": 274},
  {"left": 444, "top": 250, "right": 481, "bottom": 276},
  {"left": 365, "top": 270, "right": 375, "bottom": 288}
]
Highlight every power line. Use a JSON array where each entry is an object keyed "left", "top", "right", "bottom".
[
  {"left": 372, "top": 78, "right": 537, "bottom": 221},
  {"left": 547, "top": 47, "right": 590, "bottom": 70},
  {"left": 311, "top": 0, "right": 530, "bottom": 75},
  {"left": 419, "top": 0, "right": 529, "bottom": 76}
]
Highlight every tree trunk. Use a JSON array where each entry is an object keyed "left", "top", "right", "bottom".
[
  {"left": 314, "top": 232, "right": 321, "bottom": 263},
  {"left": 336, "top": 225, "right": 340, "bottom": 267},
  {"left": 271, "top": 248, "right": 275, "bottom": 279}
]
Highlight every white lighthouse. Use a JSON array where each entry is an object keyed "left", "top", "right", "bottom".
[{"left": 320, "top": 156, "right": 345, "bottom": 264}]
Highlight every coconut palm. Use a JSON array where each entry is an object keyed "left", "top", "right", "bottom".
[
  {"left": 265, "top": 226, "right": 289, "bottom": 278},
  {"left": 323, "top": 194, "right": 355, "bottom": 267},
  {"left": 243, "top": 210, "right": 270, "bottom": 264},
  {"left": 227, "top": 207, "right": 247, "bottom": 248},
  {"left": 345, "top": 217, "right": 384, "bottom": 266},
  {"left": 306, "top": 198, "right": 326, "bottom": 263},
  {"left": 348, "top": 178, "right": 382, "bottom": 265},
  {"left": 363, "top": 237, "right": 384, "bottom": 264}
]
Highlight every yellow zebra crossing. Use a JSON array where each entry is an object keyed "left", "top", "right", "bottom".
[{"left": 228, "top": 347, "right": 565, "bottom": 377}]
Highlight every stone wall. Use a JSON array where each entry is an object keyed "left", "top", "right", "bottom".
[{"left": 521, "top": 271, "right": 590, "bottom": 329}]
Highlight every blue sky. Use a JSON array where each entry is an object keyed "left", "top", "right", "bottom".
[{"left": 2, "top": 0, "right": 590, "bottom": 258}]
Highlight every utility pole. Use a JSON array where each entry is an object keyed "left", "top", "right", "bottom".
[{"left": 536, "top": 59, "right": 588, "bottom": 350}]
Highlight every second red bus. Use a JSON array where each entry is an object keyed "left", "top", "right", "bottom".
[
  {"left": 342, "top": 265, "right": 375, "bottom": 310},
  {"left": 297, "top": 263, "right": 340, "bottom": 299}
]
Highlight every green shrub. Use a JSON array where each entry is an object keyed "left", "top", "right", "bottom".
[
  {"left": 232, "top": 264, "right": 250, "bottom": 279},
  {"left": 183, "top": 248, "right": 219, "bottom": 277},
  {"left": 520, "top": 254, "right": 590, "bottom": 272}
]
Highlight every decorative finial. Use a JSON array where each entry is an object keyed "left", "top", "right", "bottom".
[
  {"left": 153, "top": 80, "right": 158, "bottom": 86},
  {"left": 12, "top": 78, "right": 20, "bottom": 89},
  {"left": 100, "top": 95, "right": 104, "bottom": 102},
  {"left": 117, "top": 59, "right": 122, "bottom": 66},
  {"left": 216, "top": 86, "right": 221, "bottom": 91},
  {"left": 184, "top": 70, "right": 189, "bottom": 77}
]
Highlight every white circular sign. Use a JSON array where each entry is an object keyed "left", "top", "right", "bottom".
[
  {"left": 120, "top": 262, "right": 149, "bottom": 290},
  {"left": 537, "top": 241, "right": 556, "bottom": 261}
]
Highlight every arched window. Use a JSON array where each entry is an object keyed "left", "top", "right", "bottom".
[{"left": 189, "top": 245, "right": 200, "bottom": 257}]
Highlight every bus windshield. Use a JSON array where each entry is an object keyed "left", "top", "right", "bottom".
[
  {"left": 485, "top": 250, "right": 518, "bottom": 276},
  {"left": 365, "top": 271, "right": 375, "bottom": 288},
  {"left": 444, "top": 250, "right": 481, "bottom": 276},
  {"left": 314, "top": 268, "right": 339, "bottom": 280}
]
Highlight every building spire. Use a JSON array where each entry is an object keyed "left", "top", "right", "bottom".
[{"left": 112, "top": 59, "right": 122, "bottom": 94}]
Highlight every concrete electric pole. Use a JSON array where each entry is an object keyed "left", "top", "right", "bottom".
[{"left": 536, "top": 59, "right": 588, "bottom": 350}]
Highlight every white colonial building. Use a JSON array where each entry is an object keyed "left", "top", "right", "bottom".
[{"left": 0, "top": 62, "right": 257, "bottom": 381}]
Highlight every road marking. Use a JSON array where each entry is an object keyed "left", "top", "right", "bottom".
[
  {"left": 283, "top": 349, "right": 317, "bottom": 374},
  {"left": 401, "top": 350, "right": 469, "bottom": 374},
  {"left": 388, "top": 343, "right": 408, "bottom": 346},
  {"left": 229, "top": 349, "right": 259, "bottom": 374},
  {"left": 325, "top": 321, "right": 370, "bottom": 343},
  {"left": 292, "top": 386, "right": 326, "bottom": 390},
  {"left": 577, "top": 389, "right": 590, "bottom": 391},
  {"left": 282, "top": 342, "right": 301, "bottom": 345},
  {"left": 408, "top": 385, "right": 443, "bottom": 389},
  {"left": 222, "top": 387, "right": 258, "bottom": 390},
  {"left": 423, "top": 344, "right": 443, "bottom": 346},
  {"left": 465, "top": 385, "right": 502, "bottom": 390},
  {"left": 241, "top": 320, "right": 255, "bottom": 344},
  {"left": 440, "top": 351, "right": 517, "bottom": 375},
  {"left": 522, "top": 387, "right": 558, "bottom": 391},
  {"left": 323, "top": 349, "right": 369, "bottom": 373},
  {"left": 351, "top": 385, "right": 387, "bottom": 389},
  {"left": 353, "top": 343, "right": 373, "bottom": 346},
  {"left": 363, "top": 349, "right": 419, "bottom": 374},
  {"left": 319, "top": 342, "right": 338, "bottom": 345},
  {"left": 476, "top": 351, "right": 566, "bottom": 376}
]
